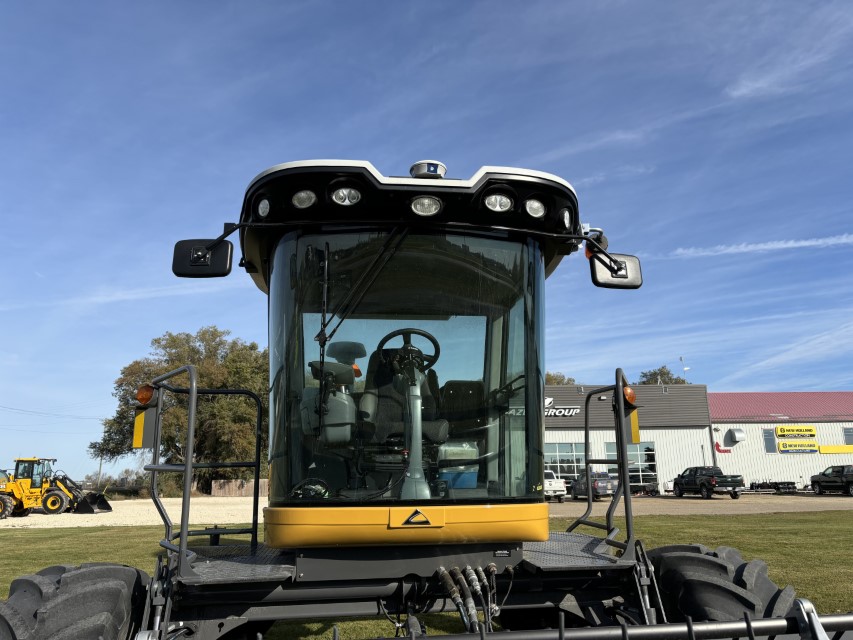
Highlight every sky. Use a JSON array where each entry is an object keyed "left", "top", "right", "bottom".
[{"left": 1, "top": 2, "right": 852, "bottom": 480}]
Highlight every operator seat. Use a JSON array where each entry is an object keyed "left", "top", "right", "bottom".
[{"left": 359, "top": 350, "right": 449, "bottom": 445}]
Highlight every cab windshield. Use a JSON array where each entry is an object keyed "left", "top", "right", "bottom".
[{"left": 268, "top": 230, "right": 544, "bottom": 505}]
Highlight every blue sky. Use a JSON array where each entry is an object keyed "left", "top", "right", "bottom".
[{"left": 2, "top": 2, "right": 852, "bottom": 479}]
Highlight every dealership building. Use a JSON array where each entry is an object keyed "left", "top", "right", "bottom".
[{"left": 543, "top": 384, "right": 853, "bottom": 491}]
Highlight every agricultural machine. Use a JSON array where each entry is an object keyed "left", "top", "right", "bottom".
[
  {"left": 1, "top": 160, "right": 851, "bottom": 639},
  {"left": 0, "top": 457, "right": 110, "bottom": 518}
]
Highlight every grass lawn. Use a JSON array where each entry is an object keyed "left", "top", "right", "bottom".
[{"left": 1, "top": 511, "right": 850, "bottom": 639}]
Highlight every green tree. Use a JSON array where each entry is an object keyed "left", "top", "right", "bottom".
[
  {"left": 89, "top": 327, "right": 269, "bottom": 491},
  {"left": 636, "top": 365, "right": 688, "bottom": 385},
  {"left": 545, "top": 371, "right": 576, "bottom": 385}
]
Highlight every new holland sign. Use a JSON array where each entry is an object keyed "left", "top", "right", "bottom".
[{"left": 775, "top": 425, "right": 817, "bottom": 439}]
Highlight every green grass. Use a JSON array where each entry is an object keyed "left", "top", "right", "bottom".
[{"left": 2, "top": 512, "right": 851, "bottom": 639}]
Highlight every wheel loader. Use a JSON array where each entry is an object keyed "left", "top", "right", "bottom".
[
  {"left": 1, "top": 160, "right": 851, "bottom": 639},
  {"left": 0, "top": 457, "right": 111, "bottom": 519}
]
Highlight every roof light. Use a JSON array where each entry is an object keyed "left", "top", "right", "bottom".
[
  {"left": 331, "top": 187, "right": 361, "bottom": 206},
  {"left": 411, "top": 196, "right": 442, "bottom": 216},
  {"left": 525, "top": 199, "right": 546, "bottom": 219},
  {"left": 410, "top": 160, "right": 446, "bottom": 179},
  {"left": 292, "top": 190, "right": 317, "bottom": 209},
  {"left": 257, "top": 198, "right": 270, "bottom": 218},
  {"left": 484, "top": 193, "right": 513, "bottom": 213},
  {"left": 623, "top": 386, "right": 636, "bottom": 405}
]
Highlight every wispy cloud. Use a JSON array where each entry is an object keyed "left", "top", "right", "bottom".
[
  {"left": 574, "top": 164, "right": 656, "bottom": 188},
  {"left": 671, "top": 233, "right": 853, "bottom": 258},
  {"left": 0, "top": 280, "right": 247, "bottom": 313},
  {"left": 724, "top": 8, "right": 853, "bottom": 100}
]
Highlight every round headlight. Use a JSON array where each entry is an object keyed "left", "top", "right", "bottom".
[
  {"left": 525, "top": 199, "right": 546, "bottom": 218},
  {"left": 257, "top": 198, "right": 270, "bottom": 218},
  {"left": 332, "top": 187, "right": 361, "bottom": 206},
  {"left": 411, "top": 196, "right": 442, "bottom": 216},
  {"left": 484, "top": 193, "right": 513, "bottom": 213},
  {"left": 292, "top": 190, "right": 317, "bottom": 209}
]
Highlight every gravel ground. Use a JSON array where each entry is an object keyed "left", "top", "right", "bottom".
[{"left": 0, "top": 492, "right": 849, "bottom": 529}]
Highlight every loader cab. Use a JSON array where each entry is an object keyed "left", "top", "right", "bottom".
[
  {"left": 173, "top": 160, "right": 642, "bottom": 547},
  {"left": 13, "top": 458, "right": 53, "bottom": 490}
]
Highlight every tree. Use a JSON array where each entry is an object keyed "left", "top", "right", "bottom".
[
  {"left": 545, "top": 371, "right": 576, "bottom": 385},
  {"left": 89, "top": 327, "right": 269, "bottom": 491},
  {"left": 636, "top": 365, "right": 688, "bottom": 385}
]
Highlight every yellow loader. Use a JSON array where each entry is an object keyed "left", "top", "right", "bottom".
[{"left": 0, "top": 457, "right": 111, "bottom": 518}]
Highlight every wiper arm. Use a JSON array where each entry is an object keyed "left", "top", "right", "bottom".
[{"left": 315, "top": 227, "right": 409, "bottom": 348}]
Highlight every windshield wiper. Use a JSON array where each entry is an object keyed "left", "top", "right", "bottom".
[{"left": 314, "top": 227, "right": 409, "bottom": 349}]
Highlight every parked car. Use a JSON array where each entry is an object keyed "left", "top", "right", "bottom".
[
  {"left": 810, "top": 465, "right": 853, "bottom": 496},
  {"left": 543, "top": 470, "right": 567, "bottom": 502},
  {"left": 571, "top": 471, "right": 616, "bottom": 501},
  {"left": 673, "top": 466, "right": 744, "bottom": 499}
]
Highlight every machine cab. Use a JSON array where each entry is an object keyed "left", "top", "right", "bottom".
[{"left": 173, "top": 160, "right": 642, "bottom": 547}]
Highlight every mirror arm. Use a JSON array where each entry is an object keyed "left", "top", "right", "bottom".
[{"left": 204, "top": 222, "right": 242, "bottom": 251}]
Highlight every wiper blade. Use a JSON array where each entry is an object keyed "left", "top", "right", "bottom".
[{"left": 314, "top": 227, "right": 409, "bottom": 348}]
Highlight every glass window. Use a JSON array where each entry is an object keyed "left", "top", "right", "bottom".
[
  {"left": 763, "top": 429, "right": 776, "bottom": 454},
  {"left": 268, "top": 231, "right": 544, "bottom": 505},
  {"left": 844, "top": 427, "right": 853, "bottom": 445},
  {"left": 544, "top": 443, "right": 586, "bottom": 480},
  {"left": 605, "top": 442, "right": 657, "bottom": 491}
]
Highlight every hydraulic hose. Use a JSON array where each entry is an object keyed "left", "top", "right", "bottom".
[
  {"left": 449, "top": 566, "right": 479, "bottom": 633},
  {"left": 437, "top": 567, "right": 470, "bottom": 631}
]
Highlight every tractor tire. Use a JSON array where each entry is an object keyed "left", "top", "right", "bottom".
[
  {"left": 673, "top": 484, "right": 683, "bottom": 498},
  {"left": 700, "top": 485, "right": 712, "bottom": 499},
  {"left": 0, "top": 495, "right": 13, "bottom": 520},
  {"left": 0, "top": 563, "right": 148, "bottom": 640},
  {"left": 648, "top": 544, "right": 796, "bottom": 623},
  {"left": 42, "top": 492, "right": 69, "bottom": 515},
  {"left": 812, "top": 482, "right": 823, "bottom": 495},
  {"left": 11, "top": 508, "right": 32, "bottom": 518}
]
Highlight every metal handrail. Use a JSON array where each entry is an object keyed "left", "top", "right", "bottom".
[
  {"left": 567, "top": 368, "right": 636, "bottom": 558},
  {"left": 142, "top": 364, "right": 264, "bottom": 578}
]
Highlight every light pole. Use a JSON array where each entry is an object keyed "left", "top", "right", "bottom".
[{"left": 679, "top": 356, "right": 690, "bottom": 381}]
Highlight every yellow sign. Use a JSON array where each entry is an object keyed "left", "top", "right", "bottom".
[
  {"left": 775, "top": 425, "right": 816, "bottom": 439},
  {"left": 778, "top": 440, "right": 818, "bottom": 454}
]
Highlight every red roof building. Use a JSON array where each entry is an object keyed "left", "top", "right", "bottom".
[{"left": 709, "top": 392, "right": 853, "bottom": 423}]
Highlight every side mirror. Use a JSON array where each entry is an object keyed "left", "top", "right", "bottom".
[
  {"left": 172, "top": 239, "right": 233, "bottom": 277},
  {"left": 590, "top": 253, "right": 643, "bottom": 289}
]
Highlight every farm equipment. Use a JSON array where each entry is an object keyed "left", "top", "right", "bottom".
[
  {"left": 1, "top": 159, "right": 851, "bottom": 639},
  {"left": 0, "top": 457, "right": 112, "bottom": 518}
]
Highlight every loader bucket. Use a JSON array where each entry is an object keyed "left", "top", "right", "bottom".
[{"left": 75, "top": 492, "right": 112, "bottom": 513}]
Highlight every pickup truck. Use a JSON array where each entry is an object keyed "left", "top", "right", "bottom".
[
  {"left": 810, "top": 465, "right": 853, "bottom": 496},
  {"left": 570, "top": 471, "right": 616, "bottom": 501},
  {"left": 543, "top": 470, "right": 567, "bottom": 502},
  {"left": 673, "top": 466, "right": 744, "bottom": 499}
]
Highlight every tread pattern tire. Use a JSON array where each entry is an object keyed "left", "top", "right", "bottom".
[
  {"left": 42, "top": 492, "right": 69, "bottom": 515},
  {"left": 648, "top": 544, "right": 796, "bottom": 622},
  {"left": 0, "top": 563, "right": 148, "bottom": 639},
  {"left": 0, "top": 495, "right": 13, "bottom": 520}
]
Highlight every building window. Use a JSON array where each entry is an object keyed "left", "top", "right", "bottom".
[
  {"left": 605, "top": 442, "right": 657, "bottom": 491},
  {"left": 844, "top": 427, "right": 853, "bottom": 445},
  {"left": 544, "top": 443, "right": 586, "bottom": 481},
  {"left": 763, "top": 429, "right": 777, "bottom": 454}
]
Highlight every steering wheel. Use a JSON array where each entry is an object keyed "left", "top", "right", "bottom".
[{"left": 376, "top": 328, "right": 440, "bottom": 371}]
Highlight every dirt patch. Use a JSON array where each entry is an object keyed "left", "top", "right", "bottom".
[
  {"left": 1, "top": 493, "right": 849, "bottom": 529},
  {"left": 0, "top": 497, "right": 263, "bottom": 529}
]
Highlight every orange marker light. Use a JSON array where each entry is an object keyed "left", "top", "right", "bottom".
[
  {"left": 136, "top": 384, "right": 156, "bottom": 405},
  {"left": 352, "top": 364, "right": 362, "bottom": 377},
  {"left": 623, "top": 386, "right": 636, "bottom": 405}
]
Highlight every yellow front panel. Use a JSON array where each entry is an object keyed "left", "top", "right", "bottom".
[{"left": 264, "top": 502, "right": 548, "bottom": 548}]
